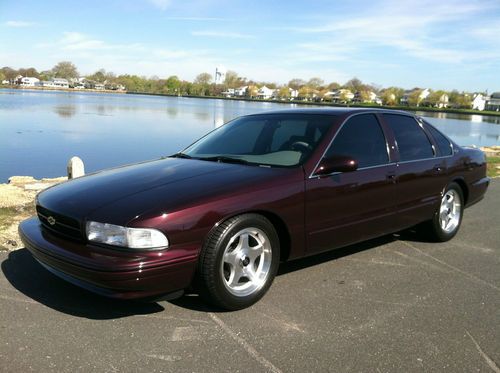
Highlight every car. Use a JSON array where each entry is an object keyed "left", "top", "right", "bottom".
[{"left": 19, "top": 108, "right": 490, "bottom": 310}]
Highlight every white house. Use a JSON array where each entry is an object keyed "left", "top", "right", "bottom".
[
  {"left": 52, "top": 78, "right": 69, "bottom": 88},
  {"left": 94, "top": 83, "right": 105, "bottom": 90},
  {"left": 222, "top": 88, "right": 235, "bottom": 97},
  {"left": 485, "top": 92, "right": 500, "bottom": 111},
  {"left": 327, "top": 89, "right": 354, "bottom": 102},
  {"left": 234, "top": 86, "right": 248, "bottom": 97},
  {"left": 289, "top": 88, "right": 299, "bottom": 99},
  {"left": 472, "top": 93, "right": 487, "bottom": 111},
  {"left": 20, "top": 77, "right": 40, "bottom": 87},
  {"left": 257, "top": 86, "right": 275, "bottom": 99}
]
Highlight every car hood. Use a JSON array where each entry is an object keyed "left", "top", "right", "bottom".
[{"left": 37, "top": 157, "right": 296, "bottom": 225}]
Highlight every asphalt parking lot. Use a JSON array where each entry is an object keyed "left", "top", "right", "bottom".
[{"left": 1, "top": 180, "right": 499, "bottom": 373}]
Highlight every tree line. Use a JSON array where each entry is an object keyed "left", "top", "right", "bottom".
[{"left": 0, "top": 61, "right": 480, "bottom": 109}]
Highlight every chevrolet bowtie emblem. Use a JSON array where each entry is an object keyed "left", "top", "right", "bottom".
[{"left": 47, "top": 216, "right": 56, "bottom": 225}]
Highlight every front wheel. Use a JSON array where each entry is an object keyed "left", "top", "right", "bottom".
[
  {"left": 426, "top": 182, "right": 464, "bottom": 242},
  {"left": 197, "top": 214, "right": 280, "bottom": 310}
]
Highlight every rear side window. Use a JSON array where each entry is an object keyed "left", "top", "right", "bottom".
[
  {"left": 383, "top": 114, "right": 434, "bottom": 161},
  {"left": 425, "top": 123, "right": 453, "bottom": 156},
  {"left": 326, "top": 114, "right": 388, "bottom": 168}
]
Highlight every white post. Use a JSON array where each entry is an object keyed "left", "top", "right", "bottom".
[{"left": 67, "top": 156, "right": 85, "bottom": 179}]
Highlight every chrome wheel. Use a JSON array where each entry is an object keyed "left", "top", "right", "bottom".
[
  {"left": 220, "top": 227, "right": 272, "bottom": 297},
  {"left": 439, "top": 189, "right": 462, "bottom": 233}
]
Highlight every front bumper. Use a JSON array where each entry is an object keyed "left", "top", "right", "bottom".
[{"left": 19, "top": 217, "right": 198, "bottom": 300}]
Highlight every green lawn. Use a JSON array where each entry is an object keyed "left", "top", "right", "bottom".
[{"left": 487, "top": 156, "right": 500, "bottom": 178}]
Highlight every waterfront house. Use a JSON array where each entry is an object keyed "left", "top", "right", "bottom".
[
  {"left": 234, "top": 86, "right": 248, "bottom": 97},
  {"left": 353, "top": 90, "right": 382, "bottom": 104},
  {"left": 222, "top": 88, "right": 235, "bottom": 97},
  {"left": 326, "top": 89, "right": 354, "bottom": 103},
  {"left": 94, "top": 83, "right": 105, "bottom": 90},
  {"left": 485, "top": 92, "right": 500, "bottom": 111},
  {"left": 472, "top": 93, "right": 487, "bottom": 111},
  {"left": 435, "top": 93, "right": 449, "bottom": 108},
  {"left": 257, "top": 86, "right": 275, "bottom": 99},
  {"left": 19, "top": 77, "right": 40, "bottom": 87},
  {"left": 52, "top": 78, "right": 69, "bottom": 88},
  {"left": 401, "top": 88, "right": 430, "bottom": 106}
]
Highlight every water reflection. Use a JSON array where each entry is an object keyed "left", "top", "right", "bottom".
[{"left": 54, "top": 105, "right": 77, "bottom": 118}]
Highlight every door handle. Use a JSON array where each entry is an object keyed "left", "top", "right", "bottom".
[
  {"left": 386, "top": 172, "right": 396, "bottom": 182},
  {"left": 434, "top": 165, "right": 443, "bottom": 172}
]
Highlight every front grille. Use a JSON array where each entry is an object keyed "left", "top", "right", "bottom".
[{"left": 37, "top": 205, "right": 84, "bottom": 241}]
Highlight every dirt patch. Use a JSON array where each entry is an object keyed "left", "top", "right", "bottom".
[{"left": 0, "top": 176, "right": 66, "bottom": 251}]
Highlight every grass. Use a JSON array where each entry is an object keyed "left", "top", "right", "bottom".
[{"left": 487, "top": 156, "right": 500, "bottom": 178}]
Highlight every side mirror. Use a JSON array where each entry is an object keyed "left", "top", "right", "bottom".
[{"left": 314, "top": 155, "right": 358, "bottom": 176}]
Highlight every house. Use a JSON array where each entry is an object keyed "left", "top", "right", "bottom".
[
  {"left": 485, "top": 92, "right": 500, "bottom": 111},
  {"left": 401, "top": 88, "right": 430, "bottom": 105},
  {"left": 472, "top": 93, "right": 487, "bottom": 111},
  {"left": 94, "top": 83, "right": 105, "bottom": 90},
  {"left": 326, "top": 89, "right": 354, "bottom": 103},
  {"left": 222, "top": 88, "right": 235, "bottom": 97},
  {"left": 289, "top": 88, "right": 299, "bottom": 99},
  {"left": 257, "top": 86, "right": 275, "bottom": 99},
  {"left": 52, "top": 78, "right": 69, "bottom": 88},
  {"left": 435, "top": 93, "right": 449, "bottom": 108},
  {"left": 19, "top": 77, "right": 40, "bottom": 87},
  {"left": 234, "top": 86, "right": 248, "bottom": 97},
  {"left": 353, "top": 90, "right": 381, "bottom": 104}
]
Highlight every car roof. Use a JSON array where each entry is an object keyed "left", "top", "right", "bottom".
[{"left": 245, "top": 107, "right": 413, "bottom": 117}]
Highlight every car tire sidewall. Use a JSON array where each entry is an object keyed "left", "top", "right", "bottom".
[{"left": 200, "top": 214, "right": 280, "bottom": 310}]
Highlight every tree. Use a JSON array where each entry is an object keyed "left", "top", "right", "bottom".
[
  {"left": 166, "top": 75, "right": 181, "bottom": 93},
  {"left": 407, "top": 89, "right": 423, "bottom": 106},
  {"left": 343, "top": 77, "right": 364, "bottom": 92},
  {"left": 18, "top": 67, "right": 39, "bottom": 78},
  {"left": 52, "top": 61, "right": 79, "bottom": 79},
  {"left": 288, "top": 78, "right": 305, "bottom": 90},
  {"left": 1, "top": 67, "right": 18, "bottom": 82},
  {"left": 380, "top": 87, "right": 404, "bottom": 106},
  {"left": 224, "top": 70, "right": 243, "bottom": 89},
  {"left": 0, "top": 71, "right": 5, "bottom": 83},
  {"left": 87, "top": 69, "right": 106, "bottom": 83},
  {"left": 327, "top": 82, "right": 340, "bottom": 91},
  {"left": 277, "top": 86, "right": 291, "bottom": 100},
  {"left": 307, "top": 77, "right": 324, "bottom": 90},
  {"left": 194, "top": 72, "right": 212, "bottom": 85}
]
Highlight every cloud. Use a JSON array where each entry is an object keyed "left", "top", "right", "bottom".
[
  {"left": 5, "top": 20, "right": 35, "bottom": 27},
  {"left": 291, "top": 0, "right": 499, "bottom": 63},
  {"left": 191, "top": 30, "right": 255, "bottom": 39}
]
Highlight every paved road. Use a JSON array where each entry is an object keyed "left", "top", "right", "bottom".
[{"left": 1, "top": 180, "right": 499, "bottom": 372}]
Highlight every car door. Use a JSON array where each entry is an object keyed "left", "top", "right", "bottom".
[
  {"left": 305, "top": 113, "right": 398, "bottom": 254},
  {"left": 380, "top": 113, "right": 448, "bottom": 230}
]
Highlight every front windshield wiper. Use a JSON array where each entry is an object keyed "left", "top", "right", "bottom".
[
  {"left": 198, "top": 156, "right": 250, "bottom": 165},
  {"left": 168, "top": 152, "right": 193, "bottom": 159}
]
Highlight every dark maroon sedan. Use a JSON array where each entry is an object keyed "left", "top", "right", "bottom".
[{"left": 19, "top": 108, "right": 489, "bottom": 310}]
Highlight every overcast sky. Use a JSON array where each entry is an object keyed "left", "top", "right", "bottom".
[{"left": 1, "top": 0, "right": 499, "bottom": 91}]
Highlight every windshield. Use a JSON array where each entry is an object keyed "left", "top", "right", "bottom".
[{"left": 181, "top": 114, "right": 334, "bottom": 167}]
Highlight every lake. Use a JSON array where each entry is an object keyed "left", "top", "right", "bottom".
[{"left": 1, "top": 88, "right": 499, "bottom": 182}]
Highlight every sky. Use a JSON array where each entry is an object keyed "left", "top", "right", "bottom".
[{"left": 1, "top": 0, "right": 499, "bottom": 91}]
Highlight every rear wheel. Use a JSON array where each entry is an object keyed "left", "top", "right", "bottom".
[
  {"left": 426, "top": 182, "right": 464, "bottom": 242},
  {"left": 197, "top": 214, "right": 280, "bottom": 310}
]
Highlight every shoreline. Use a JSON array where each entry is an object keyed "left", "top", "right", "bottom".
[{"left": 2, "top": 86, "right": 499, "bottom": 117}]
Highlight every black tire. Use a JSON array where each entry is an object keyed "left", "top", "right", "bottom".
[
  {"left": 425, "top": 182, "right": 464, "bottom": 242},
  {"left": 197, "top": 214, "right": 280, "bottom": 310}
]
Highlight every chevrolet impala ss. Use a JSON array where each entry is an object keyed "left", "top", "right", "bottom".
[{"left": 19, "top": 108, "right": 490, "bottom": 310}]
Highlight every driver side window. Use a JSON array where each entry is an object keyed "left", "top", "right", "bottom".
[{"left": 325, "top": 114, "right": 389, "bottom": 168}]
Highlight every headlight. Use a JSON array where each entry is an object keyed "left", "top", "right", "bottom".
[{"left": 86, "top": 221, "right": 169, "bottom": 249}]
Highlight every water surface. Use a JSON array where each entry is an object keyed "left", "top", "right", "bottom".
[{"left": 1, "top": 89, "right": 499, "bottom": 182}]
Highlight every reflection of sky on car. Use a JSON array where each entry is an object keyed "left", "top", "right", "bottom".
[{"left": 1, "top": 89, "right": 499, "bottom": 182}]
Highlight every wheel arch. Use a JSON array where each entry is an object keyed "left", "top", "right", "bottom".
[
  {"left": 205, "top": 210, "right": 292, "bottom": 263},
  {"left": 450, "top": 177, "right": 469, "bottom": 205}
]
